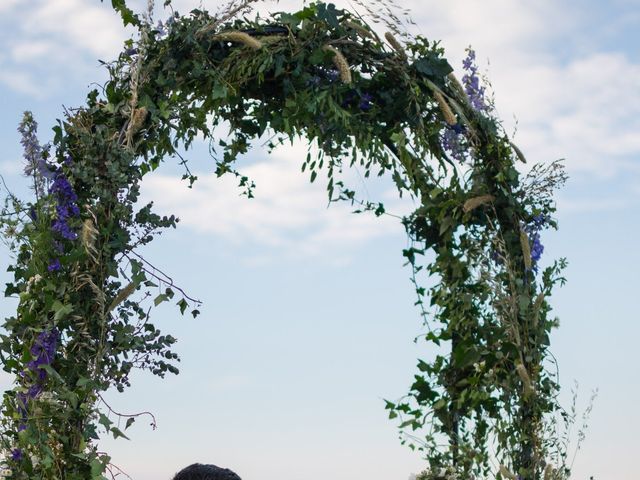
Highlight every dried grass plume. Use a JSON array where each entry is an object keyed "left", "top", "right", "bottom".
[
  {"left": 433, "top": 91, "right": 457, "bottom": 125},
  {"left": 343, "top": 20, "right": 374, "bottom": 39},
  {"left": 516, "top": 363, "right": 535, "bottom": 397},
  {"left": 384, "top": 32, "right": 406, "bottom": 59},
  {"left": 108, "top": 282, "right": 137, "bottom": 313},
  {"left": 463, "top": 194, "right": 495, "bottom": 213},
  {"left": 214, "top": 31, "right": 263, "bottom": 50},
  {"left": 520, "top": 229, "right": 532, "bottom": 270},
  {"left": 322, "top": 45, "right": 352, "bottom": 84}
]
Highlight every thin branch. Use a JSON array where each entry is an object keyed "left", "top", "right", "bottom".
[
  {"left": 98, "top": 393, "right": 158, "bottom": 430},
  {"left": 124, "top": 250, "right": 202, "bottom": 304}
]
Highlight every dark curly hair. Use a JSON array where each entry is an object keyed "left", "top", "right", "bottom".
[{"left": 172, "top": 463, "right": 242, "bottom": 480}]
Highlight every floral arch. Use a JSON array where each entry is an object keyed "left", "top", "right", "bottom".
[{"left": 0, "top": 2, "right": 568, "bottom": 479}]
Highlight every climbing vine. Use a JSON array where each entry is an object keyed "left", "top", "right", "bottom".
[{"left": 0, "top": 1, "right": 569, "bottom": 479}]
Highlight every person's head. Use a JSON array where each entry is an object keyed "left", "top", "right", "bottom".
[{"left": 172, "top": 463, "right": 241, "bottom": 480}]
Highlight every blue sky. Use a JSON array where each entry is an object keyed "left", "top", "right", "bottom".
[{"left": 0, "top": 1, "right": 638, "bottom": 479}]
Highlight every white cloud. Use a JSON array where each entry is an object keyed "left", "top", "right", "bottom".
[
  {"left": 23, "top": 0, "right": 126, "bottom": 59},
  {"left": 0, "top": 0, "right": 18, "bottom": 14},
  {"left": 496, "top": 52, "right": 640, "bottom": 178},
  {"left": 141, "top": 143, "right": 409, "bottom": 262},
  {"left": 0, "top": 69, "right": 46, "bottom": 97},
  {"left": 11, "top": 41, "right": 53, "bottom": 62}
]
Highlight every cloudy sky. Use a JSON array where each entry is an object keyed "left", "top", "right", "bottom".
[{"left": 0, "top": 1, "right": 639, "bottom": 479}]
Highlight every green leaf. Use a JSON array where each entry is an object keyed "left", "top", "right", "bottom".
[
  {"left": 106, "top": 0, "right": 140, "bottom": 27},
  {"left": 414, "top": 56, "right": 453, "bottom": 80},
  {"left": 211, "top": 84, "right": 228, "bottom": 100},
  {"left": 111, "top": 426, "right": 130, "bottom": 440},
  {"left": 177, "top": 298, "right": 188, "bottom": 315},
  {"left": 91, "top": 458, "right": 105, "bottom": 478},
  {"left": 308, "top": 48, "right": 326, "bottom": 65},
  {"left": 125, "top": 417, "right": 136, "bottom": 430},
  {"left": 52, "top": 301, "right": 73, "bottom": 321},
  {"left": 317, "top": 3, "right": 339, "bottom": 28},
  {"left": 154, "top": 294, "right": 169, "bottom": 306}
]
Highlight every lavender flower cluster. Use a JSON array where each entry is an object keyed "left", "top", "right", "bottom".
[
  {"left": 441, "top": 123, "right": 467, "bottom": 161},
  {"left": 525, "top": 214, "right": 546, "bottom": 272},
  {"left": 47, "top": 167, "right": 80, "bottom": 272},
  {"left": 17, "top": 113, "right": 55, "bottom": 195},
  {"left": 461, "top": 48, "right": 488, "bottom": 112},
  {"left": 15, "top": 329, "right": 60, "bottom": 436},
  {"left": 18, "top": 113, "right": 80, "bottom": 272},
  {"left": 441, "top": 48, "right": 489, "bottom": 160},
  {"left": 12, "top": 329, "right": 59, "bottom": 462}
]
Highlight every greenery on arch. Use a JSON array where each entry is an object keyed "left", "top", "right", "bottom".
[{"left": 0, "top": 1, "right": 573, "bottom": 479}]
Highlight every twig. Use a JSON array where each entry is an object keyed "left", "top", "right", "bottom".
[
  {"left": 98, "top": 393, "right": 158, "bottom": 430},
  {"left": 124, "top": 250, "right": 202, "bottom": 305}
]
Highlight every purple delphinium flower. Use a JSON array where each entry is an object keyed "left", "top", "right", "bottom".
[
  {"left": 27, "top": 329, "right": 59, "bottom": 375},
  {"left": 530, "top": 232, "right": 544, "bottom": 264},
  {"left": 49, "top": 171, "right": 80, "bottom": 242},
  {"left": 441, "top": 125, "right": 467, "bottom": 161},
  {"left": 18, "top": 112, "right": 44, "bottom": 178},
  {"left": 523, "top": 214, "right": 547, "bottom": 272},
  {"left": 461, "top": 48, "right": 488, "bottom": 112},
  {"left": 440, "top": 48, "right": 489, "bottom": 158},
  {"left": 15, "top": 329, "right": 60, "bottom": 434},
  {"left": 359, "top": 92, "right": 373, "bottom": 111},
  {"left": 17, "top": 112, "right": 55, "bottom": 196},
  {"left": 48, "top": 258, "right": 61, "bottom": 272},
  {"left": 11, "top": 448, "right": 23, "bottom": 461}
]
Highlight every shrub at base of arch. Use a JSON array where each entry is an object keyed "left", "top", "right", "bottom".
[{"left": 0, "top": 2, "right": 569, "bottom": 479}]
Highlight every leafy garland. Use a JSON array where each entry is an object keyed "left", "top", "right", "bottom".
[{"left": 0, "top": 2, "right": 569, "bottom": 479}]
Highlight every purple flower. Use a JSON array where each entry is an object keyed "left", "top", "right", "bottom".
[
  {"left": 49, "top": 170, "right": 80, "bottom": 242},
  {"left": 441, "top": 126, "right": 466, "bottom": 161},
  {"left": 461, "top": 48, "right": 488, "bottom": 112},
  {"left": 27, "top": 329, "right": 59, "bottom": 373},
  {"left": 48, "top": 259, "right": 61, "bottom": 272},
  {"left": 17, "top": 112, "right": 53, "bottom": 194},
  {"left": 530, "top": 232, "right": 544, "bottom": 264},
  {"left": 359, "top": 92, "right": 373, "bottom": 111},
  {"left": 15, "top": 329, "right": 60, "bottom": 432},
  {"left": 523, "top": 214, "right": 547, "bottom": 272},
  {"left": 11, "top": 448, "right": 23, "bottom": 461}
]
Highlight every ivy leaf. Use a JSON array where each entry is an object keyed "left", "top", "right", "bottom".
[
  {"left": 98, "top": 413, "right": 113, "bottom": 431},
  {"left": 177, "top": 298, "right": 188, "bottom": 315},
  {"left": 317, "top": 3, "right": 339, "bottom": 28},
  {"left": 413, "top": 56, "right": 453, "bottom": 82},
  {"left": 125, "top": 417, "right": 136, "bottom": 430},
  {"left": 104, "top": 0, "right": 140, "bottom": 27},
  {"left": 4, "top": 282, "right": 19, "bottom": 297},
  {"left": 111, "top": 426, "right": 130, "bottom": 440},
  {"left": 154, "top": 294, "right": 169, "bottom": 306},
  {"left": 51, "top": 300, "right": 73, "bottom": 321}
]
